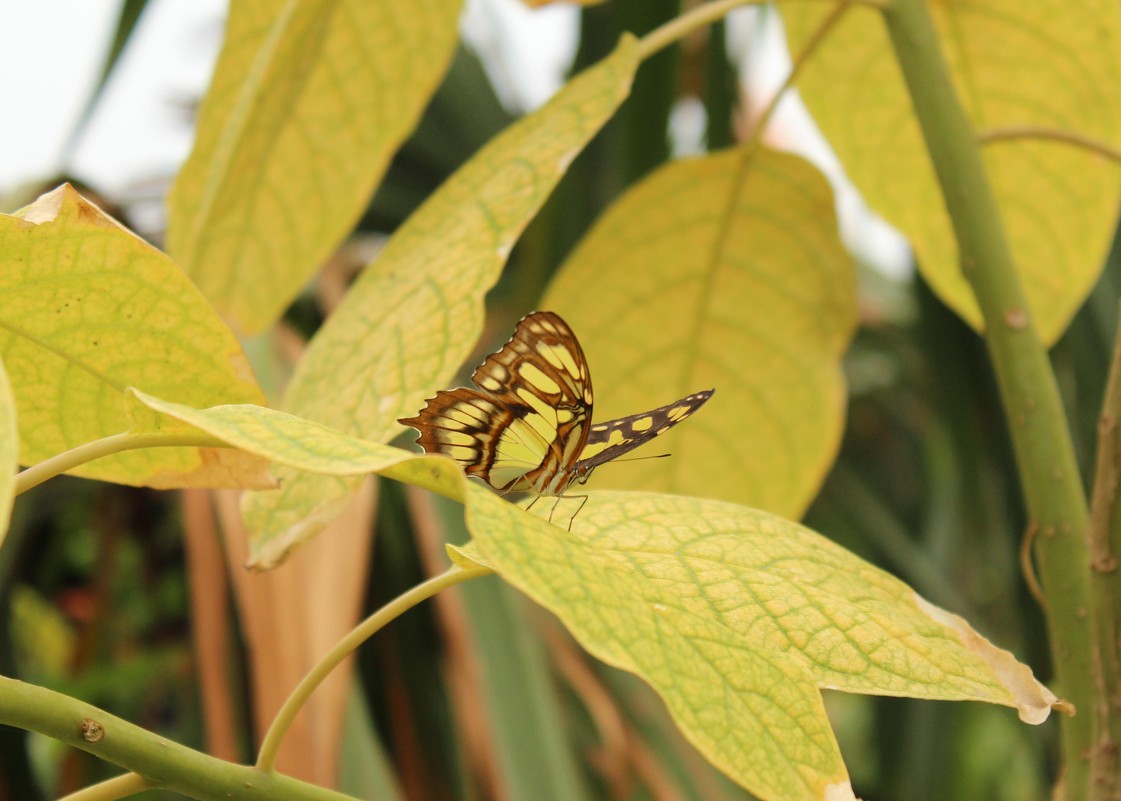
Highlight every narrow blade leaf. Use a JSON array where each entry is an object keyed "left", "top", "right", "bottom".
[{"left": 241, "top": 36, "right": 641, "bottom": 568}]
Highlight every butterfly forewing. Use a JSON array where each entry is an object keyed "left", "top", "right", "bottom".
[{"left": 575, "top": 390, "right": 714, "bottom": 476}]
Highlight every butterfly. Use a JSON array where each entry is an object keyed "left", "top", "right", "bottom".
[{"left": 398, "top": 311, "right": 713, "bottom": 524}]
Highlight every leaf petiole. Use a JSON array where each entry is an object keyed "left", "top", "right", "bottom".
[
  {"left": 14, "top": 432, "right": 225, "bottom": 495},
  {"left": 255, "top": 562, "right": 494, "bottom": 772}
]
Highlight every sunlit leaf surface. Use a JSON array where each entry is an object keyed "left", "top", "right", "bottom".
[
  {"left": 167, "top": 0, "right": 462, "bottom": 334},
  {"left": 241, "top": 36, "right": 641, "bottom": 568},
  {"left": 463, "top": 489, "right": 1057, "bottom": 801},
  {"left": 0, "top": 358, "right": 16, "bottom": 548},
  {"left": 135, "top": 391, "right": 1057, "bottom": 800},
  {"left": 783, "top": 0, "right": 1121, "bottom": 344},
  {"left": 0, "top": 186, "right": 267, "bottom": 487},
  {"left": 544, "top": 146, "right": 855, "bottom": 518}
]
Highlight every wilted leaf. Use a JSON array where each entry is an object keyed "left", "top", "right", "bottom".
[
  {"left": 544, "top": 146, "right": 855, "bottom": 518},
  {"left": 241, "top": 36, "right": 641, "bottom": 568},
  {"left": 167, "top": 0, "right": 462, "bottom": 334},
  {"left": 0, "top": 358, "right": 15, "bottom": 547},
  {"left": 783, "top": 0, "right": 1121, "bottom": 344},
  {"left": 0, "top": 186, "right": 267, "bottom": 488}
]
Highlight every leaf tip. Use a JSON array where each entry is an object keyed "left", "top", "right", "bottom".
[
  {"left": 913, "top": 594, "right": 1060, "bottom": 724},
  {"left": 824, "top": 781, "right": 862, "bottom": 801}
]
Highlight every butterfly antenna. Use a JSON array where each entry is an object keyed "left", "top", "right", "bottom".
[{"left": 595, "top": 453, "right": 672, "bottom": 467}]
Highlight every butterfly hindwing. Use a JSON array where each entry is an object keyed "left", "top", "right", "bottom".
[{"left": 397, "top": 387, "right": 547, "bottom": 491}]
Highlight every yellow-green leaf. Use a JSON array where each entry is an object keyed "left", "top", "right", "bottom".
[
  {"left": 133, "top": 392, "right": 1057, "bottom": 796},
  {"left": 463, "top": 490, "right": 1057, "bottom": 801},
  {"left": 783, "top": 0, "right": 1121, "bottom": 344},
  {"left": 241, "top": 36, "right": 641, "bottom": 568},
  {"left": 167, "top": 0, "right": 462, "bottom": 334},
  {"left": 543, "top": 146, "right": 855, "bottom": 518},
  {"left": 0, "top": 185, "right": 267, "bottom": 488},
  {"left": 133, "top": 391, "right": 463, "bottom": 567},
  {"left": 0, "top": 358, "right": 16, "bottom": 548}
]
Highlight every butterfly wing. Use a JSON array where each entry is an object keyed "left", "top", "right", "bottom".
[
  {"left": 574, "top": 389, "right": 714, "bottom": 479},
  {"left": 399, "top": 311, "right": 594, "bottom": 494},
  {"left": 397, "top": 387, "right": 547, "bottom": 491}
]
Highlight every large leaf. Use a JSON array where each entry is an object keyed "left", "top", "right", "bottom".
[
  {"left": 783, "top": 0, "right": 1121, "bottom": 344},
  {"left": 167, "top": 0, "right": 462, "bottom": 334},
  {"left": 458, "top": 488, "right": 1057, "bottom": 801},
  {"left": 0, "top": 358, "right": 15, "bottom": 549},
  {"left": 0, "top": 186, "right": 267, "bottom": 488},
  {"left": 543, "top": 146, "right": 856, "bottom": 518},
  {"left": 241, "top": 36, "right": 641, "bottom": 569},
  {"left": 133, "top": 391, "right": 1058, "bottom": 801}
]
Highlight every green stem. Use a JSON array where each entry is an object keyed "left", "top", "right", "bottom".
[
  {"left": 0, "top": 675, "right": 358, "bottom": 801},
  {"left": 57, "top": 772, "right": 150, "bottom": 801},
  {"left": 637, "top": 0, "right": 887, "bottom": 61},
  {"left": 256, "top": 563, "right": 493, "bottom": 771},
  {"left": 14, "top": 432, "right": 224, "bottom": 495},
  {"left": 746, "top": 3, "right": 849, "bottom": 147},
  {"left": 1086, "top": 299, "right": 1121, "bottom": 799},
  {"left": 882, "top": 0, "right": 1091, "bottom": 795}
]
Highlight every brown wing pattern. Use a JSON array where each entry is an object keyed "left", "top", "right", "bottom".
[
  {"left": 398, "top": 311, "right": 594, "bottom": 495},
  {"left": 573, "top": 389, "right": 714, "bottom": 480},
  {"left": 399, "top": 311, "right": 713, "bottom": 503}
]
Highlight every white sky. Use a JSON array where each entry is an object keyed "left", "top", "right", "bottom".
[
  {"left": 0, "top": 0, "right": 907, "bottom": 273},
  {"left": 0, "top": 0, "right": 574, "bottom": 199},
  {"left": 1, "top": 0, "right": 219, "bottom": 197}
]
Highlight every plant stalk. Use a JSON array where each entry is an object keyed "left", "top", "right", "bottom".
[
  {"left": 1086, "top": 299, "right": 1121, "bottom": 798},
  {"left": 637, "top": 0, "right": 888, "bottom": 62},
  {"left": 256, "top": 563, "right": 493, "bottom": 771},
  {"left": 14, "top": 432, "right": 223, "bottom": 495},
  {"left": 57, "top": 772, "right": 150, "bottom": 801},
  {"left": 0, "top": 675, "right": 358, "bottom": 801},
  {"left": 881, "top": 0, "right": 1092, "bottom": 796}
]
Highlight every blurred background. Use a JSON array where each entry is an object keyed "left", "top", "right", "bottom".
[{"left": 2, "top": 1, "right": 1118, "bottom": 799}]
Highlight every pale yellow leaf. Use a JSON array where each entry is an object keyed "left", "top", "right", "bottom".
[
  {"left": 0, "top": 186, "right": 268, "bottom": 488},
  {"left": 134, "top": 390, "right": 462, "bottom": 567},
  {"left": 241, "top": 36, "right": 640, "bottom": 568},
  {"left": 0, "top": 358, "right": 15, "bottom": 548},
  {"left": 462, "top": 489, "right": 1057, "bottom": 801},
  {"left": 783, "top": 0, "right": 1121, "bottom": 344},
  {"left": 167, "top": 0, "right": 462, "bottom": 334},
  {"left": 133, "top": 392, "right": 1057, "bottom": 797},
  {"left": 543, "top": 146, "right": 856, "bottom": 518}
]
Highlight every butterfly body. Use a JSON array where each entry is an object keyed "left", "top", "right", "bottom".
[{"left": 399, "top": 311, "right": 713, "bottom": 510}]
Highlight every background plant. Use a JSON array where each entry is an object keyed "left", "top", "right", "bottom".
[{"left": 1, "top": 2, "right": 1119, "bottom": 801}]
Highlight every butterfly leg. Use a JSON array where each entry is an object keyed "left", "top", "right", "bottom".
[
  {"left": 547, "top": 495, "right": 563, "bottom": 524},
  {"left": 563, "top": 495, "right": 588, "bottom": 531}
]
